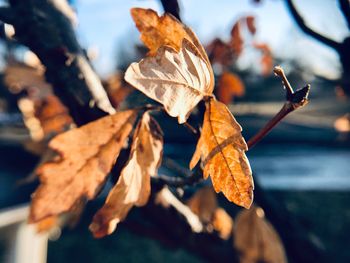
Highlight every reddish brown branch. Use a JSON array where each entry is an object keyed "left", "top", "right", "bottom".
[{"left": 247, "top": 66, "right": 310, "bottom": 149}]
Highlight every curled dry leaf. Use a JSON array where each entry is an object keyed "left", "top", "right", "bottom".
[
  {"left": 190, "top": 98, "right": 253, "bottom": 208},
  {"left": 217, "top": 72, "right": 245, "bottom": 104},
  {"left": 253, "top": 43, "right": 274, "bottom": 76},
  {"left": 230, "top": 21, "right": 244, "bottom": 57},
  {"left": 90, "top": 112, "right": 163, "bottom": 238},
  {"left": 212, "top": 208, "right": 233, "bottom": 240},
  {"left": 29, "top": 110, "right": 137, "bottom": 223},
  {"left": 104, "top": 73, "right": 133, "bottom": 109},
  {"left": 126, "top": 8, "right": 214, "bottom": 123},
  {"left": 206, "top": 38, "right": 234, "bottom": 66},
  {"left": 34, "top": 94, "right": 74, "bottom": 138},
  {"left": 234, "top": 206, "right": 287, "bottom": 263},
  {"left": 187, "top": 186, "right": 233, "bottom": 240},
  {"left": 130, "top": 8, "right": 211, "bottom": 64},
  {"left": 125, "top": 39, "right": 214, "bottom": 123},
  {"left": 246, "top": 16, "right": 256, "bottom": 35},
  {"left": 187, "top": 186, "right": 218, "bottom": 224}
]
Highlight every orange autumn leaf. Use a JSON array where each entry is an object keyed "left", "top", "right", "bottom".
[
  {"left": 212, "top": 208, "right": 233, "bottom": 240},
  {"left": 29, "top": 110, "right": 137, "bottom": 223},
  {"left": 104, "top": 73, "right": 133, "bottom": 109},
  {"left": 187, "top": 186, "right": 218, "bottom": 224},
  {"left": 130, "top": 8, "right": 210, "bottom": 64},
  {"left": 217, "top": 72, "right": 245, "bottom": 104},
  {"left": 229, "top": 21, "right": 244, "bottom": 57},
  {"left": 234, "top": 206, "right": 287, "bottom": 263},
  {"left": 206, "top": 38, "right": 234, "bottom": 66},
  {"left": 253, "top": 43, "right": 274, "bottom": 76},
  {"left": 246, "top": 16, "right": 256, "bottom": 35},
  {"left": 34, "top": 94, "right": 74, "bottom": 138},
  {"left": 125, "top": 39, "right": 214, "bottom": 124},
  {"left": 126, "top": 8, "right": 214, "bottom": 123},
  {"left": 187, "top": 186, "right": 233, "bottom": 240},
  {"left": 190, "top": 98, "right": 253, "bottom": 208},
  {"left": 90, "top": 112, "right": 163, "bottom": 238}
]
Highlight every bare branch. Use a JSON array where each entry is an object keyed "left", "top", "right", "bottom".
[
  {"left": 339, "top": 0, "right": 350, "bottom": 30},
  {"left": 247, "top": 66, "right": 310, "bottom": 149},
  {"left": 159, "top": 0, "right": 181, "bottom": 21},
  {"left": 285, "top": 0, "right": 341, "bottom": 50}
]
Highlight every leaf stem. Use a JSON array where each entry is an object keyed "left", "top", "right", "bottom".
[{"left": 247, "top": 66, "right": 310, "bottom": 149}]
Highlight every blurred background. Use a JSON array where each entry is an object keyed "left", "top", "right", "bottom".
[{"left": 0, "top": 0, "right": 349, "bottom": 262}]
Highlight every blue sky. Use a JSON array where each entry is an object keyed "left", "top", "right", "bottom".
[{"left": 75, "top": 0, "right": 349, "bottom": 78}]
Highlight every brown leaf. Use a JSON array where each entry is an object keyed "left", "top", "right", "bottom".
[
  {"left": 253, "top": 43, "right": 274, "bottom": 76},
  {"left": 104, "top": 73, "right": 133, "bottom": 109},
  {"left": 246, "top": 16, "right": 256, "bottom": 35},
  {"left": 190, "top": 98, "right": 253, "bottom": 208},
  {"left": 217, "top": 72, "right": 245, "bottom": 104},
  {"left": 34, "top": 94, "right": 74, "bottom": 138},
  {"left": 206, "top": 38, "right": 234, "bottom": 66},
  {"left": 229, "top": 21, "right": 244, "bottom": 57},
  {"left": 29, "top": 110, "right": 137, "bottom": 223},
  {"left": 125, "top": 39, "right": 214, "bottom": 123},
  {"left": 90, "top": 112, "right": 163, "bottom": 238},
  {"left": 4, "top": 62, "right": 51, "bottom": 95},
  {"left": 130, "top": 7, "right": 210, "bottom": 65},
  {"left": 234, "top": 206, "right": 287, "bottom": 263},
  {"left": 187, "top": 186, "right": 218, "bottom": 224},
  {"left": 212, "top": 208, "right": 233, "bottom": 240}
]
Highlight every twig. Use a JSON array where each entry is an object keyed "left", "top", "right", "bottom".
[
  {"left": 285, "top": 0, "right": 341, "bottom": 50},
  {"left": 339, "top": 0, "right": 350, "bottom": 30},
  {"left": 247, "top": 66, "right": 310, "bottom": 149},
  {"left": 151, "top": 157, "right": 203, "bottom": 187}
]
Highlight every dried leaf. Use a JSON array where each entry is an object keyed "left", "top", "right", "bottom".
[
  {"left": 187, "top": 186, "right": 233, "bottom": 240},
  {"left": 229, "top": 21, "right": 244, "bottom": 57},
  {"left": 34, "top": 94, "right": 74, "bottom": 138},
  {"left": 190, "top": 98, "right": 253, "bottom": 208},
  {"left": 104, "top": 73, "right": 133, "bottom": 109},
  {"left": 187, "top": 186, "right": 218, "bottom": 224},
  {"left": 90, "top": 112, "right": 163, "bottom": 238},
  {"left": 125, "top": 39, "right": 214, "bottom": 123},
  {"left": 131, "top": 8, "right": 189, "bottom": 56},
  {"left": 217, "top": 72, "right": 245, "bottom": 104},
  {"left": 29, "top": 110, "right": 137, "bottom": 223},
  {"left": 253, "top": 43, "right": 274, "bottom": 76},
  {"left": 246, "top": 16, "right": 256, "bottom": 35},
  {"left": 130, "top": 8, "right": 211, "bottom": 65},
  {"left": 206, "top": 38, "right": 234, "bottom": 66},
  {"left": 212, "top": 208, "right": 233, "bottom": 240},
  {"left": 4, "top": 63, "right": 51, "bottom": 94},
  {"left": 234, "top": 206, "right": 287, "bottom": 263}
]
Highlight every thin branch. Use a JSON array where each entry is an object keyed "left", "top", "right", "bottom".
[
  {"left": 339, "top": 0, "right": 350, "bottom": 30},
  {"left": 159, "top": 0, "right": 181, "bottom": 21},
  {"left": 247, "top": 66, "right": 310, "bottom": 149},
  {"left": 285, "top": 0, "right": 341, "bottom": 50},
  {"left": 153, "top": 158, "right": 203, "bottom": 187}
]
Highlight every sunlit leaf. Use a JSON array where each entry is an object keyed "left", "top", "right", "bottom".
[
  {"left": 234, "top": 206, "right": 287, "bottom": 263},
  {"left": 90, "top": 112, "right": 163, "bottom": 238},
  {"left": 29, "top": 110, "right": 137, "bottom": 223},
  {"left": 190, "top": 98, "right": 253, "bottom": 208}
]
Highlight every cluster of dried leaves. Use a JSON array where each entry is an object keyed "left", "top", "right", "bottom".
[
  {"left": 187, "top": 187, "right": 286, "bottom": 263},
  {"left": 27, "top": 8, "right": 254, "bottom": 238},
  {"left": 206, "top": 15, "right": 274, "bottom": 104}
]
